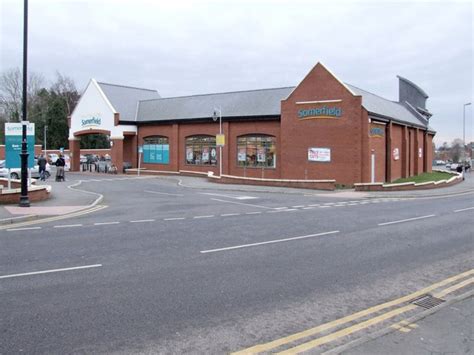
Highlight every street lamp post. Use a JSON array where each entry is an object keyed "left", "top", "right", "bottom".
[
  {"left": 213, "top": 107, "right": 222, "bottom": 177},
  {"left": 19, "top": 0, "right": 30, "bottom": 207},
  {"left": 463, "top": 102, "right": 471, "bottom": 162}
]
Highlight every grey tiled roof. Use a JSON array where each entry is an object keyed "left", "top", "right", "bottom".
[
  {"left": 136, "top": 87, "right": 294, "bottom": 122},
  {"left": 97, "top": 82, "right": 160, "bottom": 121},
  {"left": 346, "top": 84, "right": 430, "bottom": 128}
]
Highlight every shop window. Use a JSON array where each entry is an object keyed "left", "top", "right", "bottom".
[
  {"left": 237, "top": 135, "right": 276, "bottom": 168},
  {"left": 185, "top": 135, "right": 217, "bottom": 166},
  {"left": 143, "top": 136, "right": 169, "bottom": 164}
]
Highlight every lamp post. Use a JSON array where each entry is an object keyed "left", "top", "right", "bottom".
[
  {"left": 213, "top": 107, "right": 222, "bottom": 177},
  {"left": 19, "top": 0, "right": 30, "bottom": 207},
  {"left": 463, "top": 102, "right": 471, "bottom": 162}
]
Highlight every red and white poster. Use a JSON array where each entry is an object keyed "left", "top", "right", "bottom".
[
  {"left": 393, "top": 148, "right": 400, "bottom": 160},
  {"left": 308, "top": 147, "right": 331, "bottom": 162}
]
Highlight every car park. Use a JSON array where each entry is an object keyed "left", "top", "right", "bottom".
[{"left": 0, "top": 159, "right": 52, "bottom": 180}]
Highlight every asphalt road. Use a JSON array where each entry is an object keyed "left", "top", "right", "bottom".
[{"left": 1, "top": 175, "right": 473, "bottom": 354}]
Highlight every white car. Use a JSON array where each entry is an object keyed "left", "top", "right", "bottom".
[
  {"left": 48, "top": 153, "right": 59, "bottom": 164},
  {"left": 0, "top": 159, "right": 52, "bottom": 180}
]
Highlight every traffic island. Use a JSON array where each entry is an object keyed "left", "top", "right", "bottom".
[
  {"left": 208, "top": 174, "right": 336, "bottom": 190},
  {"left": 354, "top": 171, "right": 462, "bottom": 191},
  {"left": 0, "top": 178, "right": 51, "bottom": 204}
]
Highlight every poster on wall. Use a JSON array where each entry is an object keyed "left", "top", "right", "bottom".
[
  {"left": 393, "top": 148, "right": 400, "bottom": 160},
  {"left": 202, "top": 147, "right": 210, "bottom": 162},
  {"left": 186, "top": 147, "right": 194, "bottom": 161},
  {"left": 257, "top": 148, "right": 266, "bottom": 162},
  {"left": 308, "top": 147, "right": 331, "bottom": 162},
  {"left": 238, "top": 148, "right": 246, "bottom": 162},
  {"left": 418, "top": 148, "right": 423, "bottom": 158},
  {"left": 143, "top": 144, "right": 170, "bottom": 164}
]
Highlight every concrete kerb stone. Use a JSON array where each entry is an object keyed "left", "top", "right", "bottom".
[
  {"left": 0, "top": 214, "right": 39, "bottom": 226},
  {"left": 324, "top": 289, "right": 474, "bottom": 355}
]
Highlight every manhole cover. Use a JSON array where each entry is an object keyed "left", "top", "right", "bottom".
[{"left": 411, "top": 294, "right": 445, "bottom": 309}]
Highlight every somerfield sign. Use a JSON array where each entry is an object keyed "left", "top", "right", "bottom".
[
  {"left": 81, "top": 116, "right": 101, "bottom": 127},
  {"left": 298, "top": 106, "right": 342, "bottom": 120}
]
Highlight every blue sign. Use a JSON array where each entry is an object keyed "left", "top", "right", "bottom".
[
  {"left": 370, "top": 127, "right": 384, "bottom": 137},
  {"left": 298, "top": 106, "right": 342, "bottom": 119},
  {"left": 143, "top": 144, "right": 169, "bottom": 164},
  {"left": 5, "top": 123, "right": 35, "bottom": 168}
]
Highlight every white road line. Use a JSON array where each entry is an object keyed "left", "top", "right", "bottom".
[
  {"left": 302, "top": 207, "right": 315, "bottom": 210},
  {"left": 347, "top": 203, "right": 359, "bottom": 206},
  {"left": 245, "top": 212, "right": 262, "bottom": 215},
  {"left": 454, "top": 207, "right": 474, "bottom": 213},
  {"left": 0, "top": 264, "right": 102, "bottom": 280},
  {"left": 130, "top": 219, "right": 155, "bottom": 223},
  {"left": 274, "top": 207, "right": 289, "bottom": 210},
  {"left": 194, "top": 215, "right": 215, "bottom": 219},
  {"left": 201, "top": 192, "right": 257, "bottom": 200},
  {"left": 333, "top": 204, "right": 345, "bottom": 207},
  {"left": 211, "top": 198, "right": 275, "bottom": 209},
  {"left": 220, "top": 213, "right": 240, "bottom": 217},
  {"left": 200, "top": 230, "right": 340, "bottom": 254},
  {"left": 308, "top": 204, "right": 321, "bottom": 207},
  {"left": 266, "top": 210, "right": 287, "bottom": 213},
  {"left": 54, "top": 224, "right": 83, "bottom": 228},
  {"left": 378, "top": 214, "right": 436, "bottom": 226},
  {"left": 164, "top": 217, "right": 185, "bottom": 221},
  {"left": 7, "top": 227, "right": 41, "bottom": 232},
  {"left": 292, "top": 205, "right": 305, "bottom": 208},
  {"left": 144, "top": 190, "right": 183, "bottom": 197},
  {"left": 94, "top": 222, "right": 120, "bottom": 226},
  {"left": 319, "top": 205, "right": 331, "bottom": 208},
  {"left": 323, "top": 202, "right": 335, "bottom": 205}
]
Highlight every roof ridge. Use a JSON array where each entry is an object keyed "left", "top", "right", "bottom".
[
  {"left": 138, "top": 86, "right": 296, "bottom": 103},
  {"left": 97, "top": 81, "right": 157, "bottom": 92},
  {"left": 345, "top": 82, "right": 398, "bottom": 103}
]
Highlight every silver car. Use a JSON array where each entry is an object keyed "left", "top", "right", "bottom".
[{"left": 0, "top": 159, "right": 52, "bottom": 179}]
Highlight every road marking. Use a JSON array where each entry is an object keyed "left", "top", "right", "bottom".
[
  {"left": 232, "top": 269, "right": 474, "bottom": 354},
  {"left": 94, "top": 221, "right": 120, "bottom": 226},
  {"left": 200, "top": 231, "right": 339, "bottom": 254},
  {"left": 292, "top": 205, "right": 305, "bottom": 208},
  {"left": 454, "top": 207, "right": 474, "bottom": 213},
  {"left": 308, "top": 204, "right": 320, "bottom": 207},
  {"left": 319, "top": 205, "right": 331, "bottom": 208},
  {"left": 275, "top": 207, "right": 290, "bottom": 210},
  {"left": 266, "top": 210, "right": 288, "bottom": 213},
  {"left": 130, "top": 219, "right": 155, "bottom": 223},
  {"left": 7, "top": 226, "right": 42, "bottom": 232},
  {"left": 164, "top": 217, "right": 185, "bottom": 221},
  {"left": 434, "top": 277, "right": 473, "bottom": 298},
  {"left": 0, "top": 264, "right": 102, "bottom": 280},
  {"left": 193, "top": 215, "right": 215, "bottom": 219},
  {"left": 245, "top": 212, "right": 262, "bottom": 215},
  {"left": 302, "top": 207, "right": 315, "bottom": 210},
  {"left": 347, "top": 203, "right": 359, "bottom": 206},
  {"left": 378, "top": 214, "right": 436, "bottom": 226},
  {"left": 333, "top": 204, "right": 345, "bottom": 207},
  {"left": 201, "top": 192, "right": 258, "bottom": 200},
  {"left": 323, "top": 202, "right": 335, "bottom": 205},
  {"left": 211, "top": 198, "right": 274, "bottom": 209},
  {"left": 54, "top": 224, "right": 83, "bottom": 228},
  {"left": 144, "top": 190, "right": 183, "bottom": 197},
  {"left": 221, "top": 213, "right": 240, "bottom": 217}
]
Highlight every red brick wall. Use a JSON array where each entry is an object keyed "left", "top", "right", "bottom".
[
  {"left": 369, "top": 122, "right": 386, "bottom": 182},
  {"left": 280, "top": 63, "right": 364, "bottom": 186},
  {"left": 390, "top": 125, "right": 403, "bottom": 181}
]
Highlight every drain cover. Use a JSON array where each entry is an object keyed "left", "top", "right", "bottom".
[{"left": 411, "top": 294, "right": 445, "bottom": 309}]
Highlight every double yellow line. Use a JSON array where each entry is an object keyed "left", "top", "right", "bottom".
[
  {"left": 0, "top": 205, "right": 108, "bottom": 231},
  {"left": 233, "top": 269, "right": 474, "bottom": 354}
]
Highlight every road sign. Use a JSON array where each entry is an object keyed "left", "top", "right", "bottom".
[
  {"left": 138, "top": 145, "right": 143, "bottom": 153},
  {"left": 216, "top": 134, "right": 225, "bottom": 147},
  {"left": 5, "top": 122, "right": 35, "bottom": 168}
]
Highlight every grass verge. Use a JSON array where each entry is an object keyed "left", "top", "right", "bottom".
[{"left": 393, "top": 171, "right": 454, "bottom": 184}]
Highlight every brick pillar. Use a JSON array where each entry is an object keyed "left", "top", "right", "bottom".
[
  {"left": 130, "top": 135, "right": 138, "bottom": 168},
  {"left": 361, "top": 114, "right": 370, "bottom": 183},
  {"left": 111, "top": 137, "right": 124, "bottom": 173},
  {"left": 223, "top": 121, "right": 230, "bottom": 175},
  {"left": 401, "top": 126, "right": 408, "bottom": 178},
  {"left": 385, "top": 122, "right": 392, "bottom": 182},
  {"left": 423, "top": 131, "right": 429, "bottom": 172},
  {"left": 69, "top": 138, "right": 80, "bottom": 171},
  {"left": 172, "top": 124, "right": 179, "bottom": 172},
  {"left": 414, "top": 128, "right": 419, "bottom": 175}
]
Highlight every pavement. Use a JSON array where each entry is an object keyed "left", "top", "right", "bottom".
[{"left": 0, "top": 169, "right": 473, "bottom": 354}]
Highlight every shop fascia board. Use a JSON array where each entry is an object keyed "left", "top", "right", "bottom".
[
  {"left": 121, "top": 115, "right": 281, "bottom": 126},
  {"left": 368, "top": 112, "right": 434, "bottom": 133}
]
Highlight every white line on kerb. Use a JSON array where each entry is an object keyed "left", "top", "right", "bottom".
[
  {"left": 200, "top": 230, "right": 339, "bottom": 254},
  {"left": 54, "top": 224, "right": 83, "bottom": 228},
  {"left": 0, "top": 264, "right": 102, "bottom": 280},
  {"left": 7, "top": 227, "right": 42, "bottom": 232},
  {"left": 378, "top": 214, "right": 436, "bottom": 226},
  {"left": 130, "top": 219, "right": 155, "bottom": 223},
  {"left": 94, "top": 221, "right": 120, "bottom": 225},
  {"left": 194, "top": 215, "right": 215, "bottom": 219},
  {"left": 454, "top": 207, "right": 474, "bottom": 213}
]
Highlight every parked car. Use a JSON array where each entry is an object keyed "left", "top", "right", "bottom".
[
  {"left": 80, "top": 155, "right": 87, "bottom": 163},
  {"left": 48, "top": 153, "right": 59, "bottom": 164},
  {"left": 434, "top": 160, "right": 445, "bottom": 166},
  {"left": 445, "top": 163, "right": 452, "bottom": 169},
  {"left": 0, "top": 159, "right": 51, "bottom": 179},
  {"left": 450, "top": 163, "right": 459, "bottom": 171}
]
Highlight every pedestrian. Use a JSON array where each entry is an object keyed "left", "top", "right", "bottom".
[
  {"left": 37, "top": 154, "right": 47, "bottom": 181},
  {"left": 55, "top": 154, "right": 66, "bottom": 182}
]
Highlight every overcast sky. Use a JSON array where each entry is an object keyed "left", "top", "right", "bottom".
[{"left": 1, "top": 0, "right": 472, "bottom": 146}]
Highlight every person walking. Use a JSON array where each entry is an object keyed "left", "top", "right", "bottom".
[
  {"left": 55, "top": 154, "right": 66, "bottom": 182},
  {"left": 37, "top": 154, "right": 47, "bottom": 181}
]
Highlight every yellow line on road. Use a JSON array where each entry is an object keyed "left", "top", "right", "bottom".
[
  {"left": 434, "top": 277, "right": 473, "bottom": 298},
  {"left": 0, "top": 205, "right": 108, "bottom": 231},
  {"left": 278, "top": 305, "right": 417, "bottom": 354},
  {"left": 232, "top": 269, "right": 474, "bottom": 354}
]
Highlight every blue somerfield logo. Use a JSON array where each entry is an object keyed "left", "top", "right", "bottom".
[
  {"left": 298, "top": 106, "right": 342, "bottom": 119},
  {"left": 81, "top": 117, "right": 101, "bottom": 127}
]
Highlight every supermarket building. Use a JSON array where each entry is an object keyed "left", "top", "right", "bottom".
[{"left": 68, "top": 62, "right": 435, "bottom": 187}]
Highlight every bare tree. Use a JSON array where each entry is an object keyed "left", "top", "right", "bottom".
[
  {"left": 51, "top": 71, "right": 80, "bottom": 115},
  {"left": 450, "top": 138, "right": 464, "bottom": 163},
  {"left": 0, "top": 67, "right": 44, "bottom": 122}
]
